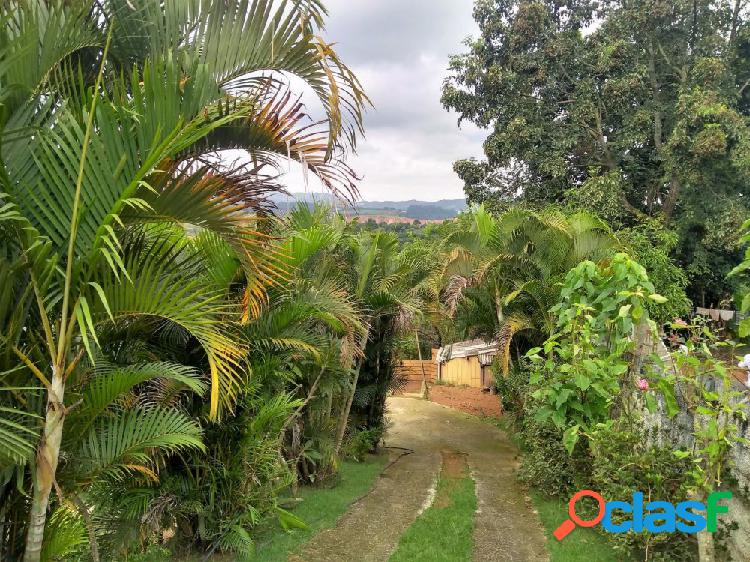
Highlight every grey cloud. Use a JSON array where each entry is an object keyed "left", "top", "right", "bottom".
[
  {"left": 323, "top": 0, "right": 476, "bottom": 63},
  {"left": 281, "top": 0, "right": 486, "bottom": 200}
]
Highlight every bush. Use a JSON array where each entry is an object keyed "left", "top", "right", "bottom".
[
  {"left": 493, "top": 358, "right": 530, "bottom": 423},
  {"left": 343, "top": 427, "right": 384, "bottom": 462},
  {"left": 620, "top": 221, "right": 692, "bottom": 325},
  {"left": 589, "top": 420, "right": 696, "bottom": 561},
  {"left": 517, "top": 416, "right": 580, "bottom": 498}
]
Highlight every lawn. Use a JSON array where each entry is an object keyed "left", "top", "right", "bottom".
[
  {"left": 249, "top": 454, "right": 389, "bottom": 561},
  {"left": 389, "top": 454, "right": 477, "bottom": 562},
  {"left": 530, "top": 491, "right": 628, "bottom": 562}
]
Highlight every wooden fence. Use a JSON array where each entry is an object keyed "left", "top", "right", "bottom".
[{"left": 393, "top": 359, "right": 436, "bottom": 394}]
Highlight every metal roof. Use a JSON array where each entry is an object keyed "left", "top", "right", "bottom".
[{"left": 436, "top": 339, "right": 498, "bottom": 363}]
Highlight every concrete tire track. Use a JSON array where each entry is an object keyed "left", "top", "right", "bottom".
[{"left": 294, "top": 397, "right": 549, "bottom": 562}]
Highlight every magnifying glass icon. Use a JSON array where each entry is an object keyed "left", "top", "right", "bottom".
[{"left": 553, "top": 490, "right": 606, "bottom": 541}]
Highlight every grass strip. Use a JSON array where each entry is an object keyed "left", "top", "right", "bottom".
[
  {"left": 530, "top": 491, "right": 628, "bottom": 562},
  {"left": 389, "top": 451, "right": 477, "bottom": 562},
  {"left": 249, "top": 454, "right": 389, "bottom": 561}
]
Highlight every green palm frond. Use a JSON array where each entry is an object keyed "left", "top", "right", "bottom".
[
  {"left": 132, "top": 167, "right": 251, "bottom": 237},
  {"left": 39, "top": 506, "right": 88, "bottom": 562},
  {"left": 188, "top": 231, "right": 244, "bottom": 291},
  {"left": 297, "top": 281, "right": 365, "bottom": 337},
  {"left": 89, "top": 235, "right": 244, "bottom": 417},
  {"left": 4, "top": 64, "right": 246, "bottom": 271},
  {"left": 248, "top": 392, "right": 300, "bottom": 437},
  {"left": 246, "top": 280, "right": 364, "bottom": 361},
  {"left": 67, "top": 361, "right": 205, "bottom": 438},
  {"left": 216, "top": 525, "right": 253, "bottom": 562},
  {"left": 194, "top": 87, "right": 361, "bottom": 201},
  {"left": 194, "top": 0, "right": 369, "bottom": 151},
  {"left": 73, "top": 406, "right": 203, "bottom": 485},
  {"left": 278, "top": 221, "right": 344, "bottom": 271},
  {"left": 0, "top": 405, "right": 40, "bottom": 466},
  {"left": 270, "top": 336, "right": 323, "bottom": 354},
  {"left": 0, "top": 1, "right": 100, "bottom": 120},
  {"left": 497, "top": 314, "right": 534, "bottom": 375},
  {"left": 472, "top": 204, "right": 497, "bottom": 246}
]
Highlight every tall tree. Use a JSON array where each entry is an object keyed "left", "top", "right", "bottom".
[{"left": 443, "top": 0, "right": 750, "bottom": 304}]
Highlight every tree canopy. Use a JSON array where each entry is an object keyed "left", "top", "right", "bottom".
[{"left": 443, "top": 0, "right": 750, "bottom": 305}]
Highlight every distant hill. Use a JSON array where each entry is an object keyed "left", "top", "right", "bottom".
[{"left": 269, "top": 193, "right": 467, "bottom": 220}]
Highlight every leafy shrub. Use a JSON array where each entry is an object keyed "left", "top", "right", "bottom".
[
  {"left": 120, "top": 545, "right": 173, "bottom": 562},
  {"left": 646, "top": 324, "right": 747, "bottom": 560},
  {"left": 116, "top": 392, "right": 301, "bottom": 561},
  {"left": 343, "top": 427, "right": 384, "bottom": 462},
  {"left": 516, "top": 416, "right": 581, "bottom": 498},
  {"left": 493, "top": 358, "right": 530, "bottom": 422},
  {"left": 620, "top": 221, "right": 692, "bottom": 325},
  {"left": 526, "top": 254, "right": 663, "bottom": 453},
  {"left": 589, "top": 420, "right": 695, "bottom": 561}
]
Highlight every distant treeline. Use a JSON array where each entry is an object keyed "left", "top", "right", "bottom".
[{"left": 273, "top": 201, "right": 460, "bottom": 220}]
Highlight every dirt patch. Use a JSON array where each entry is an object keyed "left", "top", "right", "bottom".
[
  {"left": 441, "top": 449, "right": 468, "bottom": 478},
  {"left": 433, "top": 450, "right": 469, "bottom": 508},
  {"left": 428, "top": 384, "right": 502, "bottom": 418}
]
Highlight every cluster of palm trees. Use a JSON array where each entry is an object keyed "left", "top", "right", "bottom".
[
  {"left": 0, "top": 2, "right": 631, "bottom": 561},
  {"left": 430, "top": 205, "right": 617, "bottom": 373},
  {"left": 0, "top": 1, "right": 378, "bottom": 560}
]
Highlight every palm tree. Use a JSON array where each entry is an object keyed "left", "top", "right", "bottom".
[
  {"left": 256, "top": 204, "right": 425, "bottom": 453},
  {"left": 251, "top": 205, "right": 367, "bottom": 482},
  {"left": 0, "top": 2, "right": 366, "bottom": 560},
  {"left": 441, "top": 205, "right": 617, "bottom": 374},
  {"left": 335, "top": 228, "right": 430, "bottom": 446}
]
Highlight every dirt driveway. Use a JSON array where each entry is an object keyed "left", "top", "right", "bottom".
[{"left": 295, "top": 397, "right": 548, "bottom": 562}]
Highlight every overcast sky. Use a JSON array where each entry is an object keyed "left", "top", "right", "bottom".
[{"left": 281, "top": 0, "right": 486, "bottom": 202}]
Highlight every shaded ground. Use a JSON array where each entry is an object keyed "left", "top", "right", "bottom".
[
  {"left": 428, "top": 385, "right": 503, "bottom": 418},
  {"left": 296, "top": 397, "right": 547, "bottom": 561}
]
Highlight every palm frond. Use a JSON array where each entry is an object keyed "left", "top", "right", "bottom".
[
  {"left": 497, "top": 314, "right": 533, "bottom": 376},
  {"left": 0, "top": 405, "right": 40, "bottom": 466},
  {"left": 89, "top": 235, "right": 244, "bottom": 418},
  {"left": 73, "top": 407, "right": 203, "bottom": 485},
  {"left": 39, "top": 505, "right": 88, "bottom": 562},
  {"left": 67, "top": 361, "right": 205, "bottom": 440}
]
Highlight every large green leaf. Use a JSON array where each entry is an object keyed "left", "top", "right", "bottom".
[
  {"left": 65, "top": 360, "right": 205, "bottom": 441},
  {"left": 0, "top": 1, "right": 100, "bottom": 122},
  {"left": 89, "top": 236, "right": 244, "bottom": 417},
  {"left": 73, "top": 406, "right": 203, "bottom": 484}
]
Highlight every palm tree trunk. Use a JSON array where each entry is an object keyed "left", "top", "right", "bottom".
[
  {"left": 24, "top": 369, "right": 66, "bottom": 562},
  {"left": 415, "top": 329, "right": 427, "bottom": 398},
  {"left": 335, "top": 330, "right": 371, "bottom": 456},
  {"left": 24, "top": 29, "right": 112, "bottom": 562},
  {"left": 494, "top": 285, "right": 504, "bottom": 325},
  {"left": 334, "top": 362, "right": 361, "bottom": 456},
  {"left": 72, "top": 494, "right": 99, "bottom": 562}
]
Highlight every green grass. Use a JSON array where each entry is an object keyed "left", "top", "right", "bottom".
[
  {"left": 249, "top": 454, "right": 389, "bottom": 561},
  {"left": 389, "top": 465, "right": 477, "bottom": 562},
  {"left": 476, "top": 416, "right": 625, "bottom": 561},
  {"left": 530, "top": 491, "right": 628, "bottom": 562}
]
